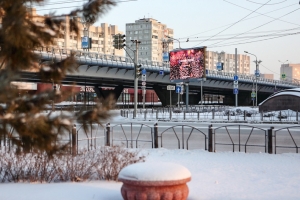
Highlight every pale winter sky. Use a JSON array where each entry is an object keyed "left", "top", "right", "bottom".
[{"left": 35, "top": 0, "right": 300, "bottom": 79}]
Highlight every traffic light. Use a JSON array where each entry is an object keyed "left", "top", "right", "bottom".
[
  {"left": 118, "top": 34, "right": 126, "bottom": 49},
  {"left": 113, "top": 34, "right": 119, "bottom": 49},
  {"left": 136, "top": 64, "right": 142, "bottom": 78}
]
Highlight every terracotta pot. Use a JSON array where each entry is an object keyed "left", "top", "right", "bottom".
[
  {"left": 119, "top": 177, "right": 191, "bottom": 200},
  {"left": 118, "top": 162, "right": 191, "bottom": 200}
]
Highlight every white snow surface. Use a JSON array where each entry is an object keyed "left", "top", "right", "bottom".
[
  {"left": 0, "top": 149, "right": 299, "bottom": 200},
  {"left": 118, "top": 162, "right": 191, "bottom": 181}
]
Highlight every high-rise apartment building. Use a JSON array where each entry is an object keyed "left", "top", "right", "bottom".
[
  {"left": 206, "top": 51, "right": 250, "bottom": 74},
  {"left": 15, "top": 8, "right": 125, "bottom": 57},
  {"left": 280, "top": 63, "right": 300, "bottom": 81},
  {"left": 125, "top": 18, "right": 174, "bottom": 62}
]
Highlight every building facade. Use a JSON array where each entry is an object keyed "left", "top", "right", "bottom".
[
  {"left": 27, "top": 8, "right": 124, "bottom": 56},
  {"left": 125, "top": 18, "right": 174, "bottom": 62},
  {"left": 280, "top": 63, "right": 300, "bottom": 82},
  {"left": 260, "top": 74, "right": 274, "bottom": 80},
  {"left": 205, "top": 51, "right": 250, "bottom": 75}
]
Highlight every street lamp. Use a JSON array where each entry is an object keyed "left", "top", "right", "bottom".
[
  {"left": 244, "top": 51, "right": 261, "bottom": 107},
  {"left": 166, "top": 36, "right": 181, "bottom": 49}
]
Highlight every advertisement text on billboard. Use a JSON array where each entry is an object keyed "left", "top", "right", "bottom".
[{"left": 169, "top": 47, "right": 206, "bottom": 82}]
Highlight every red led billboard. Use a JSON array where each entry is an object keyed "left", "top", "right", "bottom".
[{"left": 169, "top": 47, "right": 206, "bottom": 82}]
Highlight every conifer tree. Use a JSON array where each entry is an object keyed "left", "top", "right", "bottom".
[{"left": 0, "top": 0, "right": 116, "bottom": 155}]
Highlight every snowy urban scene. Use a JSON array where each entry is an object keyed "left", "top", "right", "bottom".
[{"left": 0, "top": 0, "right": 299, "bottom": 200}]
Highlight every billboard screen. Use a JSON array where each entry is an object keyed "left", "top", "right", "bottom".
[{"left": 169, "top": 47, "right": 206, "bottom": 82}]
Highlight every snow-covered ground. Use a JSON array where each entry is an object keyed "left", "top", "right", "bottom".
[
  {"left": 1, "top": 109, "right": 299, "bottom": 200},
  {"left": 0, "top": 148, "right": 299, "bottom": 200}
]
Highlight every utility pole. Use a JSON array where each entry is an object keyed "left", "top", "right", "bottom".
[
  {"left": 244, "top": 51, "right": 261, "bottom": 107},
  {"left": 235, "top": 48, "right": 238, "bottom": 107},
  {"left": 132, "top": 40, "right": 141, "bottom": 118}
]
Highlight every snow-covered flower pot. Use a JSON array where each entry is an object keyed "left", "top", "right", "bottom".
[{"left": 118, "top": 162, "right": 191, "bottom": 200}]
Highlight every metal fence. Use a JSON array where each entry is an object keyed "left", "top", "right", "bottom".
[
  {"left": 121, "top": 107, "right": 300, "bottom": 123},
  {"left": 105, "top": 123, "right": 299, "bottom": 154},
  {"left": 1, "top": 122, "right": 299, "bottom": 155}
]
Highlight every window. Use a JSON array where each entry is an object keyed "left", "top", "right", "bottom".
[{"left": 134, "top": 31, "right": 138, "bottom": 34}]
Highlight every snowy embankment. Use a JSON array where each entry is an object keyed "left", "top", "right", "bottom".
[{"left": 0, "top": 148, "right": 299, "bottom": 200}]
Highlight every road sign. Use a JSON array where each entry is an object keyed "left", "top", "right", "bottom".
[
  {"left": 142, "top": 81, "right": 146, "bottom": 86},
  {"left": 142, "top": 74, "right": 146, "bottom": 81},
  {"left": 251, "top": 92, "right": 256, "bottom": 98},
  {"left": 234, "top": 81, "right": 238, "bottom": 85},
  {"left": 255, "top": 70, "right": 260, "bottom": 77},
  {"left": 142, "top": 69, "right": 147, "bottom": 75},
  {"left": 167, "top": 85, "right": 175, "bottom": 90},
  {"left": 217, "top": 62, "right": 223, "bottom": 71},
  {"left": 233, "top": 88, "right": 238, "bottom": 94},
  {"left": 281, "top": 73, "right": 286, "bottom": 79},
  {"left": 233, "top": 75, "right": 238, "bottom": 81},
  {"left": 159, "top": 70, "right": 164, "bottom": 75},
  {"left": 141, "top": 85, "right": 146, "bottom": 89},
  {"left": 175, "top": 86, "right": 182, "bottom": 93},
  {"left": 233, "top": 84, "right": 238, "bottom": 89},
  {"left": 252, "top": 97, "right": 255, "bottom": 101}
]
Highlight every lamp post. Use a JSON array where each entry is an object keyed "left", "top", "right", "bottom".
[
  {"left": 166, "top": 36, "right": 181, "bottom": 49},
  {"left": 244, "top": 51, "right": 261, "bottom": 107},
  {"left": 131, "top": 40, "right": 141, "bottom": 119}
]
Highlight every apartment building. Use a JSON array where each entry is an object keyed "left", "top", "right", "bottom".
[
  {"left": 125, "top": 18, "right": 174, "bottom": 62},
  {"left": 260, "top": 73, "right": 274, "bottom": 80},
  {"left": 280, "top": 63, "right": 300, "bottom": 81},
  {"left": 205, "top": 51, "right": 250, "bottom": 74},
  {"left": 26, "top": 8, "right": 124, "bottom": 56}
]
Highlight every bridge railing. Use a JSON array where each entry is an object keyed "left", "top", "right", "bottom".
[{"left": 35, "top": 46, "right": 299, "bottom": 87}]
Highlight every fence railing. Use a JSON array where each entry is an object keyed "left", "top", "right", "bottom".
[
  {"left": 1, "top": 122, "right": 299, "bottom": 155},
  {"left": 121, "top": 108, "right": 300, "bottom": 123},
  {"left": 105, "top": 123, "right": 300, "bottom": 154},
  {"left": 34, "top": 46, "right": 300, "bottom": 87}
]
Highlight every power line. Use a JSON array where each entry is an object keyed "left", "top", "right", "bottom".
[
  {"left": 184, "top": 29, "right": 300, "bottom": 43},
  {"left": 180, "top": 3, "right": 296, "bottom": 40},
  {"left": 260, "top": 64, "right": 281, "bottom": 75},
  {"left": 35, "top": 0, "right": 137, "bottom": 11},
  {"left": 35, "top": 0, "right": 85, "bottom": 6},
  {"left": 202, "top": 27, "right": 300, "bottom": 47},
  {"left": 207, "top": 31, "right": 300, "bottom": 48},
  {"left": 208, "top": 7, "right": 300, "bottom": 47},
  {"left": 177, "top": 27, "right": 300, "bottom": 41},
  {"left": 192, "top": 0, "right": 271, "bottom": 47},
  {"left": 223, "top": 0, "right": 300, "bottom": 27},
  {"left": 246, "top": 0, "right": 287, "bottom": 6}
]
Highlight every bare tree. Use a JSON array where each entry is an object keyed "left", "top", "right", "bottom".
[{"left": 0, "top": 0, "right": 116, "bottom": 155}]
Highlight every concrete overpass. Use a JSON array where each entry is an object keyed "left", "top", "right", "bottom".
[{"left": 18, "top": 48, "right": 299, "bottom": 106}]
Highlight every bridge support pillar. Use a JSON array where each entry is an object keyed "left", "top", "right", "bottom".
[
  {"left": 94, "top": 85, "right": 124, "bottom": 101},
  {"left": 153, "top": 84, "right": 177, "bottom": 107}
]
